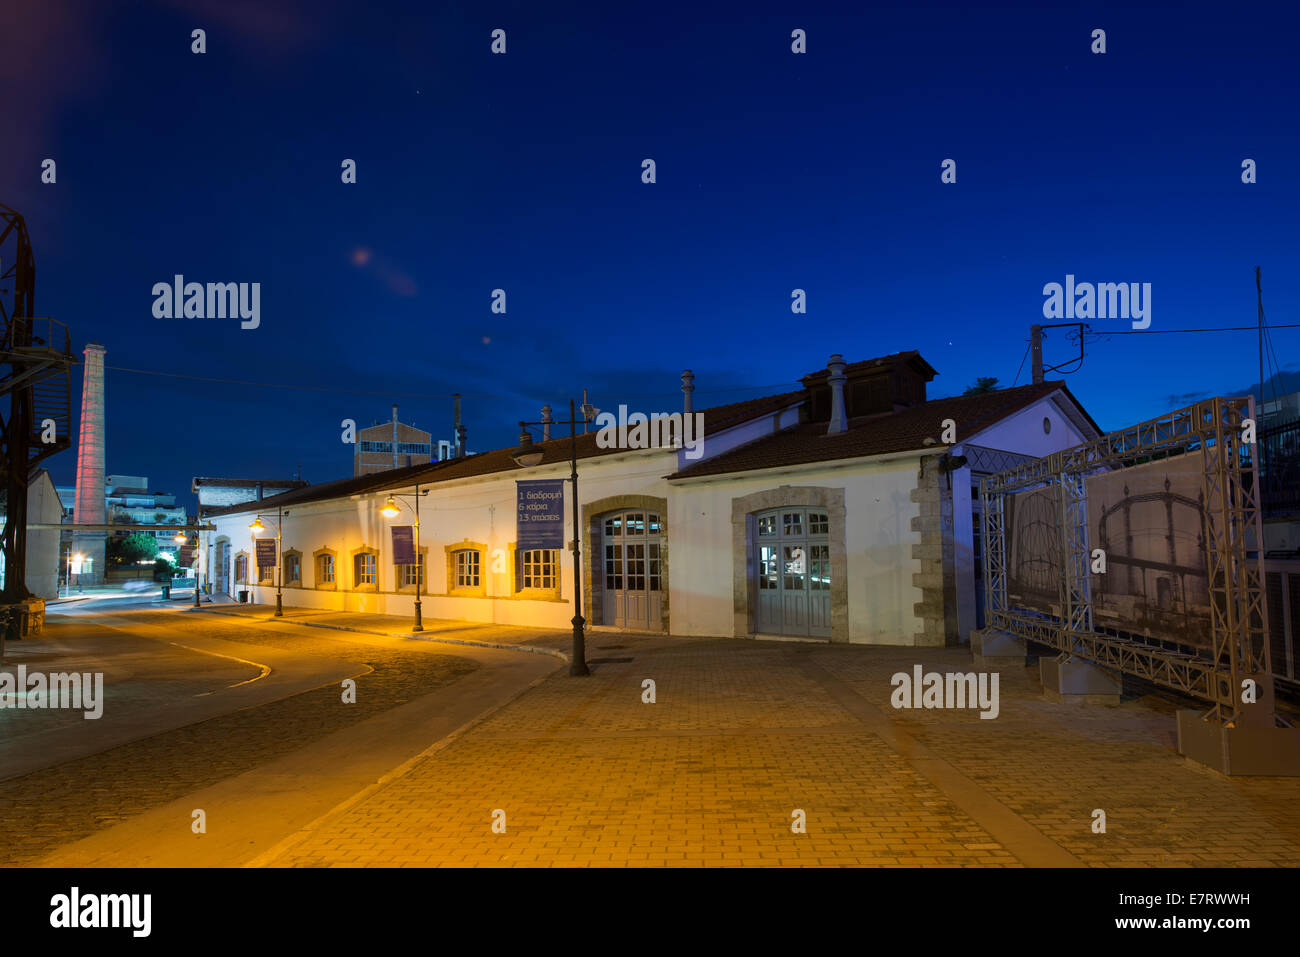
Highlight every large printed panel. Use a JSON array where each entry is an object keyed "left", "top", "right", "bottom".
[
  {"left": 1004, "top": 450, "right": 1218, "bottom": 651},
  {"left": 1087, "top": 452, "right": 1216, "bottom": 651}
]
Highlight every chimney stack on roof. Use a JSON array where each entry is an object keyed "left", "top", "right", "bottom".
[
  {"left": 827, "top": 354, "right": 848, "bottom": 434},
  {"left": 681, "top": 369, "right": 695, "bottom": 416},
  {"left": 541, "top": 405, "right": 553, "bottom": 441}
]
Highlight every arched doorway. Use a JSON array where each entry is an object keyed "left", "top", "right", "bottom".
[
  {"left": 753, "top": 507, "right": 831, "bottom": 637},
  {"left": 599, "top": 508, "right": 664, "bottom": 629},
  {"left": 213, "top": 537, "right": 231, "bottom": 597}
]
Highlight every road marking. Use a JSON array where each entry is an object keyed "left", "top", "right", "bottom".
[{"left": 162, "top": 641, "right": 272, "bottom": 693}]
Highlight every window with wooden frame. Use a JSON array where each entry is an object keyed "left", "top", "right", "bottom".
[
  {"left": 314, "top": 549, "right": 337, "bottom": 589},
  {"left": 446, "top": 542, "right": 487, "bottom": 597},
  {"left": 353, "top": 549, "right": 378, "bottom": 590}
]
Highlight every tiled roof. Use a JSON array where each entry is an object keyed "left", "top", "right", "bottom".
[
  {"left": 203, "top": 389, "right": 805, "bottom": 517},
  {"left": 668, "top": 382, "right": 1088, "bottom": 480},
  {"left": 192, "top": 477, "right": 309, "bottom": 490},
  {"left": 799, "top": 349, "right": 938, "bottom": 384}
]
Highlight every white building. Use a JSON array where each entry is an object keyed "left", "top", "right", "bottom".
[
  {"left": 0, "top": 470, "right": 65, "bottom": 599},
  {"left": 203, "top": 352, "right": 1101, "bottom": 645}
]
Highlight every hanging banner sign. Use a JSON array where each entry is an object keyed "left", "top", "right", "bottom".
[
  {"left": 391, "top": 525, "right": 415, "bottom": 565},
  {"left": 516, "top": 480, "right": 565, "bottom": 549},
  {"left": 255, "top": 539, "right": 277, "bottom": 568},
  {"left": 178, "top": 545, "right": 196, "bottom": 566}
]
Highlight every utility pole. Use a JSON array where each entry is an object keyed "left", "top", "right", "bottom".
[
  {"left": 1028, "top": 322, "right": 1085, "bottom": 385},
  {"left": 1031, "top": 324, "right": 1044, "bottom": 384},
  {"left": 1256, "top": 267, "right": 1266, "bottom": 410}
]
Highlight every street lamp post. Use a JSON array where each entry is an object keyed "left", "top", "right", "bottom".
[
  {"left": 381, "top": 485, "right": 428, "bottom": 632},
  {"left": 249, "top": 505, "right": 284, "bottom": 616},
  {"left": 509, "top": 398, "right": 591, "bottom": 677},
  {"left": 174, "top": 530, "right": 200, "bottom": 609}
]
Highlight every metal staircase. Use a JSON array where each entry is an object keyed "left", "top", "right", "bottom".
[{"left": 1, "top": 203, "right": 77, "bottom": 609}]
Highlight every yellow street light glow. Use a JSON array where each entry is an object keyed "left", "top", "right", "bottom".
[
  {"left": 249, "top": 518, "right": 265, "bottom": 532},
  {"left": 380, "top": 497, "right": 401, "bottom": 519},
  {"left": 174, "top": 532, "right": 187, "bottom": 543}
]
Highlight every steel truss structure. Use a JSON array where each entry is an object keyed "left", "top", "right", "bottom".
[
  {"left": 980, "top": 397, "right": 1273, "bottom": 723},
  {"left": 0, "top": 204, "right": 75, "bottom": 609}
]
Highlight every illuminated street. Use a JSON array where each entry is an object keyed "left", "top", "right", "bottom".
[{"left": 3, "top": 597, "right": 1298, "bottom": 868}]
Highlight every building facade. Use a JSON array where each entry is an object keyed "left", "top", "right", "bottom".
[
  {"left": 204, "top": 352, "right": 1100, "bottom": 646},
  {"left": 0, "top": 471, "right": 65, "bottom": 599}
]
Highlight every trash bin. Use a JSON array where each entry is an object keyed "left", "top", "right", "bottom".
[
  {"left": 161, "top": 585, "right": 171, "bottom": 600},
  {"left": 238, "top": 590, "right": 249, "bottom": 603}
]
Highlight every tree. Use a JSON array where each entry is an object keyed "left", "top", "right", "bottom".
[
  {"left": 963, "top": 376, "right": 1000, "bottom": 395},
  {"left": 108, "top": 532, "right": 158, "bottom": 566}
]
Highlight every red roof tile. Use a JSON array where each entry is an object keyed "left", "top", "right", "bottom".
[{"left": 668, "top": 382, "right": 1088, "bottom": 480}]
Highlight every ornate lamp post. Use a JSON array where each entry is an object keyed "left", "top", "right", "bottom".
[
  {"left": 508, "top": 398, "right": 595, "bottom": 677},
  {"left": 248, "top": 504, "right": 284, "bottom": 616},
  {"left": 380, "top": 485, "right": 429, "bottom": 631}
]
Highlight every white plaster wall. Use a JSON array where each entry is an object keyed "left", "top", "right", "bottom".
[
  {"left": 668, "top": 457, "right": 925, "bottom": 644},
  {"left": 26, "top": 474, "right": 64, "bottom": 599},
  {"left": 211, "top": 450, "right": 679, "bottom": 631},
  {"left": 675, "top": 403, "right": 803, "bottom": 471}
]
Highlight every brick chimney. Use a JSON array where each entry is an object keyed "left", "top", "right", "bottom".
[
  {"left": 681, "top": 369, "right": 695, "bottom": 415},
  {"left": 827, "top": 354, "right": 848, "bottom": 434}
]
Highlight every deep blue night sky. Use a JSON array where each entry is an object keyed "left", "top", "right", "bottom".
[{"left": 4, "top": 0, "right": 1298, "bottom": 510}]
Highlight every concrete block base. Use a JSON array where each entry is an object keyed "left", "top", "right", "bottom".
[
  {"left": 970, "top": 628, "right": 1028, "bottom": 671},
  {"left": 1177, "top": 710, "right": 1300, "bottom": 776},
  {"left": 1040, "top": 654, "right": 1121, "bottom": 706}
]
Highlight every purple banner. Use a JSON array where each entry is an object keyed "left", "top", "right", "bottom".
[
  {"left": 391, "top": 525, "right": 416, "bottom": 565},
  {"left": 255, "top": 539, "right": 277, "bottom": 568},
  {"left": 517, "top": 480, "right": 565, "bottom": 549}
]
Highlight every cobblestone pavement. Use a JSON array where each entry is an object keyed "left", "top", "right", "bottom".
[
  {"left": 0, "top": 610, "right": 478, "bottom": 866},
  {"left": 268, "top": 637, "right": 1300, "bottom": 867},
  {"left": 205, "top": 603, "right": 580, "bottom": 655}
]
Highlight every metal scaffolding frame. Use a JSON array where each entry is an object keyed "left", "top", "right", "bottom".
[{"left": 980, "top": 397, "right": 1273, "bottom": 722}]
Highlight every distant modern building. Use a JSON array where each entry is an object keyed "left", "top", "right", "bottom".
[
  {"left": 1261, "top": 389, "right": 1300, "bottom": 428},
  {"left": 354, "top": 404, "right": 463, "bottom": 476},
  {"left": 54, "top": 486, "right": 76, "bottom": 520},
  {"left": 105, "top": 476, "right": 188, "bottom": 552}
]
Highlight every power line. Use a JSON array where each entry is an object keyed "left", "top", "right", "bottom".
[
  {"left": 1087, "top": 323, "right": 1300, "bottom": 336},
  {"left": 1012, "top": 342, "right": 1030, "bottom": 386}
]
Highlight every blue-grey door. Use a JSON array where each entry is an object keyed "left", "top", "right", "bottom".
[
  {"left": 754, "top": 508, "right": 831, "bottom": 637},
  {"left": 601, "top": 509, "right": 664, "bottom": 630}
]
